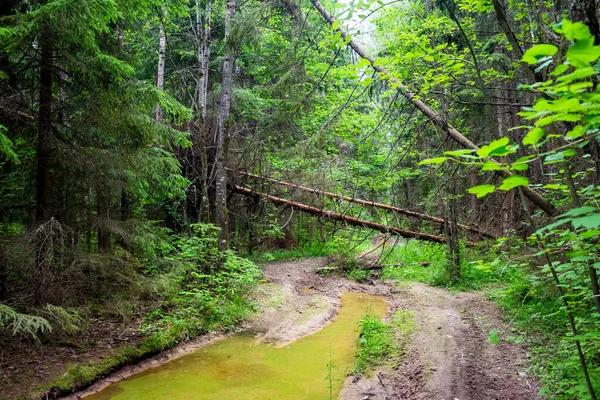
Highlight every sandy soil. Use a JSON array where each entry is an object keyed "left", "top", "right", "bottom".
[
  {"left": 3, "top": 254, "right": 540, "bottom": 399},
  {"left": 340, "top": 281, "right": 539, "bottom": 400}
]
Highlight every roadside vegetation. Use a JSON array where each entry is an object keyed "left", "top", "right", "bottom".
[
  {"left": 354, "top": 307, "right": 415, "bottom": 376},
  {"left": 2, "top": 223, "right": 262, "bottom": 398}
]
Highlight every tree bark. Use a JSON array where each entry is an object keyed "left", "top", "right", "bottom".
[
  {"left": 34, "top": 17, "right": 53, "bottom": 306},
  {"left": 233, "top": 185, "right": 476, "bottom": 246},
  {"left": 36, "top": 29, "right": 52, "bottom": 224},
  {"left": 154, "top": 9, "right": 167, "bottom": 123},
  {"left": 490, "top": 0, "right": 542, "bottom": 83},
  {"left": 197, "top": 0, "right": 211, "bottom": 120},
  {"left": 196, "top": 0, "right": 212, "bottom": 222},
  {"left": 309, "top": 0, "right": 556, "bottom": 216},
  {"left": 571, "top": 0, "right": 600, "bottom": 44},
  {"left": 97, "top": 190, "right": 110, "bottom": 252},
  {"left": 215, "top": 0, "right": 236, "bottom": 251}
]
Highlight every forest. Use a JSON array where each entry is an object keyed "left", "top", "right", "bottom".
[{"left": 1, "top": 0, "right": 600, "bottom": 398}]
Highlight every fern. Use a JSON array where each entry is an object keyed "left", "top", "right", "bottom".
[{"left": 0, "top": 303, "right": 51, "bottom": 339}]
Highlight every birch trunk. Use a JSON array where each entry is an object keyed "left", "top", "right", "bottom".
[
  {"left": 154, "top": 11, "right": 166, "bottom": 123},
  {"left": 196, "top": 0, "right": 212, "bottom": 222},
  {"left": 215, "top": 0, "right": 235, "bottom": 251}
]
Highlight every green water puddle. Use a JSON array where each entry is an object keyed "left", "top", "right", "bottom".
[{"left": 86, "top": 292, "right": 387, "bottom": 400}]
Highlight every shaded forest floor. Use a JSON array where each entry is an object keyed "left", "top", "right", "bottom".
[
  {"left": 0, "top": 317, "right": 145, "bottom": 399},
  {"left": 2, "top": 253, "right": 540, "bottom": 399}
]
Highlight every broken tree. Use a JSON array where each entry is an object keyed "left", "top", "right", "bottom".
[
  {"left": 309, "top": 0, "right": 556, "bottom": 216},
  {"left": 230, "top": 169, "right": 497, "bottom": 239},
  {"left": 233, "top": 185, "right": 477, "bottom": 246}
]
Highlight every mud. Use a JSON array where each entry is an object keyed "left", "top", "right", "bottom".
[{"left": 342, "top": 282, "right": 539, "bottom": 400}]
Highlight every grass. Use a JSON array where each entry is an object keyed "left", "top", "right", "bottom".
[
  {"left": 247, "top": 233, "right": 374, "bottom": 264},
  {"left": 487, "top": 273, "right": 600, "bottom": 399},
  {"left": 379, "top": 239, "right": 505, "bottom": 290},
  {"left": 354, "top": 308, "right": 415, "bottom": 375}
]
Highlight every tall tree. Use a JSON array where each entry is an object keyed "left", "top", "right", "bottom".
[{"left": 215, "top": 0, "right": 236, "bottom": 251}]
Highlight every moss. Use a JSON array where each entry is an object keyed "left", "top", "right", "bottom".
[
  {"left": 28, "top": 326, "right": 188, "bottom": 399},
  {"left": 294, "top": 296, "right": 331, "bottom": 326},
  {"left": 257, "top": 283, "right": 286, "bottom": 308}
]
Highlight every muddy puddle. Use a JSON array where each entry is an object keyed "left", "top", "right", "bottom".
[{"left": 85, "top": 292, "right": 387, "bottom": 400}]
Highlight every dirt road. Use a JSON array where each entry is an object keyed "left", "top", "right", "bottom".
[{"left": 255, "top": 257, "right": 540, "bottom": 400}]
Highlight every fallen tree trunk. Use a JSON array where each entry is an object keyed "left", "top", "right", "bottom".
[
  {"left": 309, "top": 0, "right": 556, "bottom": 216},
  {"left": 315, "top": 264, "right": 383, "bottom": 273},
  {"left": 314, "top": 262, "right": 429, "bottom": 273},
  {"left": 230, "top": 169, "right": 497, "bottom": 239},
  {"left": 233, "top": 185, "right": 476, "bottom": 246}
]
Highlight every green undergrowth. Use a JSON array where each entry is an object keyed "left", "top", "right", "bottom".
[
  {"left": 247, "top": 231, "right": 373, "bottom": 263},
  {"left": 21, "top": 223, "right": 262, "bottom": 399},
  {"left": 488, "top": 272, "right": 600, "bottom": 399},
  {"left": 379, "top": 238, "right": 600, "bottom": 399},
  {"left": 354, "top": 308, "right": 415, "bottom": 375},
  {"left": 378, "top": 240, "right": 505, "bottom": 290}
]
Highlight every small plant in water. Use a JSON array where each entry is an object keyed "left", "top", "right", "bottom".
[{"left": 324, "top": 345, "right": 339, "bottom": 400}]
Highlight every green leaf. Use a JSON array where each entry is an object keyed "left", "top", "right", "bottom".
[
  {"left": 549, "top": 64, "right": 569, "bottom": 77},
  {"left": 572, "top": 213, "right": 600, "bottom": 229},
  {"left": 509, "top": 162, "right": 529, "bottom": 171},
  {"left": 522, "top": 44, "right": 558, "bottom": 65},
  {"left": 418, "top": 157, "right": 449, "bottom": 165},
  {"left": 538, "top": 218, "right": 571, "bottom": 232},
  {"left": 559, "top": 206, "right": 596, "bottom": 217},
  {"left": 544, "top": 184, "right": 568, "bottom": 190},
  {"left": 545, "top": 152, "right": 565, "bottom": 163},
  {"left": 468, "top": 184, "right": 496, "bottom": 198},
  {"left": 444, "top": 149, "right": 474, "bottom": 156},
  {"left": 523, "top": 127, "right": 544, "bottom": 146},
  {"left": 481, "top": 161, "right": 503, "bottom": 171},
  {"left": 566, "top": 125, "right": 586, "bottom": 139},
  {"left": 498, "top": 175, "right": 529, "bottom": 190},
  {"left": 357, "top": 58, "right": 371, "bottom": 68},
  {"left": 477, "top": 137, "right": 509, "bottom": 158},
  {"left": 488, "top": 330, "right": 500, "bottom": 344},
  {"left": 566, "top": 38, "right": 600, "bottom": 68},
  {"left": 563, "top": 21, "right": 592, "bottom": 41},
  {"left": 557, "top": 67, "right": 595, "bottom": 83}
]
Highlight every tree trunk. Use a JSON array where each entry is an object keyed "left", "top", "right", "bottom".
[
  {"left": 490, "top": 0, "right": 545, "bottom": 83},
  {"left": 36, "top": 29, "right": 53, "bottom": 224},
  {"left": 197, "top": 0, "right": 211, "bottom": 120},
  {"left": 231, "top": 169, "right": 496, "bottom": 238},
  {"left": 215, "top": 0, "right": 236, "bottom": 251},
  {"left": 97, "top": 190, "right": 110, "bottom": 252},
  {"left": 234, "top": 185, "right": 477, "bottom": 246},
  {"left": 196, "top": 0, "right": 212, "bottom": 222},
  {"left": 571, "top": 0, "right": 600, "bottom": 44},
  {"left": 34, "top": 17, "right": 53, "bottom": 306},
  {"left": 154, "top": 10, "right": 167, "bottom": 123}
]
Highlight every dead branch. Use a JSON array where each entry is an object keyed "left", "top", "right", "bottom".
[
  {"left": 233, "top": 185, "right": 476, "bottom": 246},
  {"left": 230, "top": 169, "right": 497, "bottom": 239}
]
